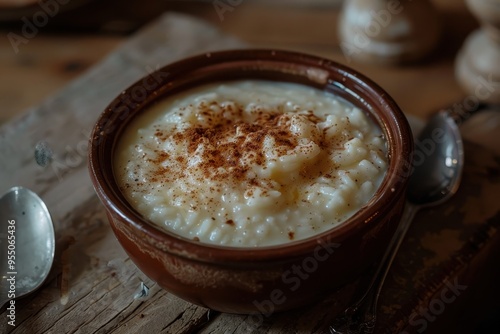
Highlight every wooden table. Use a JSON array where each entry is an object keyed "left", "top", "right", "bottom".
[
  {"left": 0, "top": 0, "right": 477, "bottom": 124},
  {"left": 1, "top": 1, "right": 500, "bottom": 333}
]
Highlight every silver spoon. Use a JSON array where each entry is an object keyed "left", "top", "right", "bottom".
[
  {"left": 330, "top": 110, "right": 464, "bottom": 333},
  {"left": 0, "top": 186, "right": 55, "bottom": 307}
]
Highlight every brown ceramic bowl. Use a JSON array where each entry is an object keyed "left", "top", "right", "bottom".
[{"left": 88, "top": 49, "right": 413, "bottom": 315}]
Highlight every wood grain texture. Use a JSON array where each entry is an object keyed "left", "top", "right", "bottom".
[
  {"left": 0, "top": 13, "right": 243, "bottom": 334},
  {"left": 0, "top": 5, "right": 499, "bottom": 334}
]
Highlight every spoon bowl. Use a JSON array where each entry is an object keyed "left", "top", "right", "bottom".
[
  {"left": 0, "top": 187, "right": 55, "bottom": 307},
  {"left": 408, "top": 111, "right": 464, "bottom": 206}
]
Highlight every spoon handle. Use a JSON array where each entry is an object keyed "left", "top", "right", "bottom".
[{"left": 330, "top": 202, "right": 419, "bottom": 334}]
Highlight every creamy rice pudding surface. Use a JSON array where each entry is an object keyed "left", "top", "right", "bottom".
[{"left": 114, "top": 80, "right": 388, "bottom": 247}]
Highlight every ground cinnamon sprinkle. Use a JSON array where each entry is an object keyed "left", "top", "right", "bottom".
[{"left": 148, "top": 101, "right": 320, "bottom": 184}]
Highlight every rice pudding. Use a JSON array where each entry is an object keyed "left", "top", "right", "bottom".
[{"left": 114, "top": 80, "right": 388, "bottom": 247}]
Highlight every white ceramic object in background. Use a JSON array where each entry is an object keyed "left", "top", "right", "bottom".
[
  {"left": 337, "top": 0, "right": 441, "bottom": 65},
  {"left": 455, "top": 0, "right": 500, "bottom": 104}
]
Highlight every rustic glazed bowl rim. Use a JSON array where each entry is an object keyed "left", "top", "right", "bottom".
[{"left": 88, "top": 49, "right": 413, "bottom": 264}]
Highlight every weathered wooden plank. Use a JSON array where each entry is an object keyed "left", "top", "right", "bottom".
[
  {"left": 198, "top": 281, "right": 359, "bottom": 334},
  {"left": 1, "top": 8, "right": 500, "bottom": 334},
  {"left": 0, "top": 13, "right": 243, "bottom": 334}
]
